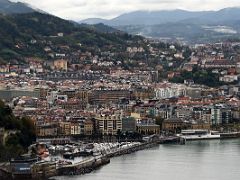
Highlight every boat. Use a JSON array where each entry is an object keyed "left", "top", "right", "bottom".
[
  {"left": 177, "top": 129, "right": 220, "bottom": 141},
  {"left": 63, "top": 152, "right": 75, "bottom": 159},
  {"left": 79, "top": 149, "right": 93, "bottom": 157},
  {"left": 159, "top": 136, "right": 183, "bottom": 144},
  {"left": 93, "top": 150, "right": 102, "bottom": 157}
]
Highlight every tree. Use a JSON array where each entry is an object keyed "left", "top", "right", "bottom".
[{"left": 0, "top": 100, "right": 36, "bottom": 161}]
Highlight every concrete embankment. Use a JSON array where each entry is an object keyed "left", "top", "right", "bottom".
[
  {"left": 106, "top": 142, "right": 159, "bottom": 158},
  {"left": 57, "top": 156, "right": 110, "bottom": 176},
  {"left": 0, "top": 136, "right": 181, "bottom": 179},
  {"left": 56, "top": 141, "right": 160, "bottom": 177}
]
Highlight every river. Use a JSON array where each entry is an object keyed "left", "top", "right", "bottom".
[{"left": 54, "top": 139, "right": 240, "bottom": 180}]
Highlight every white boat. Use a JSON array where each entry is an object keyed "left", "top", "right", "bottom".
[{"left": 177, "top": 129, "right": 220, "bottom": 141}]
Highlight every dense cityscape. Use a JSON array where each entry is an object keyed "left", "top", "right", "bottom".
[{"left": 1, "top": 0, "right": 240, "bottom": 180}]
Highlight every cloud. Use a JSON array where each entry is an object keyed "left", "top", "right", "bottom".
[{"left": 11, "top": 0, "right": 240, "bottom": 20}]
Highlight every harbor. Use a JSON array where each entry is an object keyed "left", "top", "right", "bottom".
[
  {"left": 1, "top": 132, "right": 240, "bottom": 180},
  {"left": 0, "top": 135, "right": 180, "bottom": 180},
  {"left": 53, "top": 139, "right": 240, "bottom": 180}
]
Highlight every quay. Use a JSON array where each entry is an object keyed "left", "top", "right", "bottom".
[
  {"left": 0, "top": 135, "right": 183, "bottom": 180},
  {"left": 56, "top": 137, "right": 173, "bottom": 177},
  {"left": 57, "top": 156, "right": 110, "bottom": 176},
  {"left": 2, "top": 132, "right": 240, "bottom": 179}
]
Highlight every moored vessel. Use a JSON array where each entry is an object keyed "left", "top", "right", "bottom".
[{"left": 177, "top": 129, "right": 220, "bottom": 141}]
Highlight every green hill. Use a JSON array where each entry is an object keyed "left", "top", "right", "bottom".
[
  {"left": 0, "top": 12, "right": 143, "bottom": 63},
  {"left": 79, "top": 23, "right": 121, "bottom": 33},
  {"left": 0, "top": 0, "right": 35, "bottom": 14}
]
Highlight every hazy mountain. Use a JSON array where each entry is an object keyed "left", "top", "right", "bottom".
[
  {"left": 203, "top": 7, "right": 240, "bottom": 22},
  {"left": 0, "top": 0, "right": 35, "bottom": 14},
  {"left": 80, "top": 9, "right": 209, "bottom": 26},
  {"left": 80, "top": 18, "right": 109, "bottom": 25},
  {"left": 80, "top": 7, "right": 240, "bottom": 43},
  {"left": 108, "top": 10, "right": 213, "bottom": 26},
  {"left": 80, "top": 8, "right": 240, "bottom": 26}
]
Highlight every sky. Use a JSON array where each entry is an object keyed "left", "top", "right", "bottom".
[{"left": 12, "top": 0, "right": 240, "bottom": 21}]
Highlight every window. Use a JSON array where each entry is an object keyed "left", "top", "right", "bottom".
[
  {"left": 113, "top": 120, "right": 117, "bottom": 130},
  {"left": 104, "top": 120, "right": 108, "bottom": 130}
]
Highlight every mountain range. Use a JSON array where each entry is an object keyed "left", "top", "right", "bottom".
[
  {"left": 80, "top": 8, "right": 240, "bottom": 26},
  {"left": 1, "top": 0, "right": 240, "bottom": 44},
  {"left": 80, "top": 8, "right": 240, "bottom": 43}
]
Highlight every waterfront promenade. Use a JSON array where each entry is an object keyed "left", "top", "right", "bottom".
[
  {"left": 2, "top": 134, "right": 238, "bottom": 179},
  {"left": 0, "top": 135, "right": 173, "bottom": 179},
  {"left": 55, "top": 139, "right": 240, "bottom": 180}
]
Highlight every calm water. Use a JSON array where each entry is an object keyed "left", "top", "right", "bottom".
[{"left": 55, "top": 139, "right": 240, "bottom": 180}]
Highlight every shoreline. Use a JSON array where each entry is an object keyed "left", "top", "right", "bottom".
[
  {"left": 1, "top": 134, "right": 240, "bottom": 179},
  {"left": 0, "top": 139, "right": 163, "bottom": 180},
  {"left": 55, "top": 140, "right": 161, "bottom": 178}
]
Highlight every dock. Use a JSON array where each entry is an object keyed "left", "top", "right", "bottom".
[
  {"left": 0, "top": 135, "right": 183, "bottom": 179},
  {"left": 57, "top": 156, "right": 110, "bottom": 176},
  {"left": 57, "top": 141, "right": 160, "bottom": 176}
]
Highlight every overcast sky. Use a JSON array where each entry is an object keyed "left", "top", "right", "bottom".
[{"left": 12, "top": 0, "right": 240, "bottom": 20}]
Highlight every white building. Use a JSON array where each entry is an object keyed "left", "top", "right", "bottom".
[
  {"left": 155, "top": 83, "right": 187, "bottom": 99},
  {"left": 71, "top": 124, "right": 81, "bottom": 135},
  {"left": 219, "top": 75, "right": 238, "bottom": 83}
]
